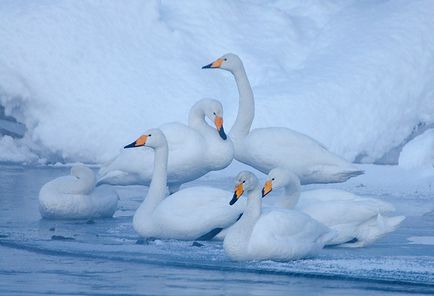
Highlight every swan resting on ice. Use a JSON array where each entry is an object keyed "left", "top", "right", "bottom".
[
  {"left": 223, "top": 171, "right": 335, "bottom": 261},
  {"left": 262, "top": 167, "right": 405, "bottom": 247},
  {"left": 97, "top": 98, "right": 234, "bottom": 193},
  {"left": 203, "top": 53, "right": 363, "bottom": 184},
  {"left": 39, "top": 165, "right": 119, "bottom": 219},
  {"left": 124, "top": 128, "right": 243, "bottom": 240}
]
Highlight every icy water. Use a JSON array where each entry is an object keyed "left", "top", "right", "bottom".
[{"left": 1, "top": 164, "right": 434, "bottom": 295}]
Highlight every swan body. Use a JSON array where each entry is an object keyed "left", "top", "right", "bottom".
[
  {"left": 126, "top": 128, "right": 243, "bottom": 240},
  {"left": 223, "top": 171, "right": 334, "bottom": 261},
  {"left": 97, "top": 99, "right": 234, "bottom": 192},
  {"left": 39, "top": 165, "right": 119, "bottom": 219},
  {"left": 203, "top": 54, "right": 363, "bottom": 184},
  {"left": 263, "top": 168, "right": 405, "bottom": 247}
]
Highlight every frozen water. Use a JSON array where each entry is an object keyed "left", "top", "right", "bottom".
[
  {"left": 1, "top": 163, "right": 434, "bottom": 295},
  {"left": 0, "top": 1, "right": 433, "bottom": 164}
]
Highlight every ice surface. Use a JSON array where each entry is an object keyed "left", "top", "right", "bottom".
[
  {"left": 0, "top": 0, "right": 434, "bottom": 164},
  {"left": 1, "top": 163, "right": 434, "bottom": 295}
]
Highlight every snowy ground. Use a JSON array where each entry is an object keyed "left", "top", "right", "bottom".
[{"left": 1, "top": 162, "right": 434, "bottom": 295}]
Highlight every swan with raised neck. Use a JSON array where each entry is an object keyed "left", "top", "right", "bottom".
[
  {"left": 223, "top": 171, "right": 333, "bottom": 261},
  {"left": 203, "top": 53, "right": 364, "bottom": 184},
  {"left": 124, "top": 128, "right": 242, "bottom": 240},
  {"left": 262, "top": 167, "right": 406, "bottom": 247},
  {"left": 97, "top": 98, "right": 234, "bottom": 192}
]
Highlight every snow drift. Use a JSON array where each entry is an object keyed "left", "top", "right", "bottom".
[{"left": 0, "top": 0, "right": 434, "bottom": 165}]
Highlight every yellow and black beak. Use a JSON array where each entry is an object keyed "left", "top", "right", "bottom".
[
  {"left": 124, "top": 135, "right": 148, "bottom": 149},
  {"left": 229, "top": 183, "right": 244, "bottom": 205},
  {"left": 262, "top": 180, "right": 273, "bottom": 198},
  {"left": 202, "top": 58, "right": 223, "bottom": 69},
  {"left": 214, "top": 116, "right": 227, "bottom": 140}
]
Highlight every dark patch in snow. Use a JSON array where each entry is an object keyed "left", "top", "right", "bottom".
[{"left": 51, "top": 235, "right": 75, "bottom": 241}]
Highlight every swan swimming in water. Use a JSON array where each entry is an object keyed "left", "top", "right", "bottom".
[
  {"left": 223, "top": 171, "right": 335, "bottom": 261},
  {"left": 97, "top": 98, "right": 234, "bottom": 193},
  {"left": 125, "top": 128, "right": 243, "bottom": 240},
  {"left": 262, "top": 167, "right": 405, "bottom": 247},
  {"left": 39, "top": 165, "right": 119, "bottom": 219},
  {"left": 203, "top": 53, "right": 363, "bottom": 184}
]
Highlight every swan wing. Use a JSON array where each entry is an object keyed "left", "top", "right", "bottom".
[
  {"left": 238, "top": 127, "right": 362, "bottom": 183},
  {"left": 153, "top": 187, "right": 243, "bottom": 239},
  {"left": 97, "top": 123, "right": 206, "bottom": 186},
  {"left": 248, "top": 209, "right": 331, "bottom": 260}
]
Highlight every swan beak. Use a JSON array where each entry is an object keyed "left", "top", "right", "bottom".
[
  {"left": 214, "top": 116, "right": 227, "bottom": 140},
  {"left": 262, "top": 180, "right": 272, "bottom": 198},
  {"left": 229, "top": 183, "right": 244, "bottom": 205},
  {"left": 124, "top": 135, "right": 148, "bottom": 149},
  {"left": 202, "top": 58, "right": 223, "bottom": 69}
]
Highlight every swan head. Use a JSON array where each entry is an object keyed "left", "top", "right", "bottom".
[
  {"left": 262, "top": 168, "right": 300, "bottom": 198},
  {"left": 202, "top": 53, "right": 243, "bottom": 73},
  {"left": 124, "top": 128, "right": 167, "bottom": 150},
  {"left": 229, "top": 170, "right": 258, "bottom": 205},
  {"left": 194, "top": 98, "right": 227, "bottom": 140}
]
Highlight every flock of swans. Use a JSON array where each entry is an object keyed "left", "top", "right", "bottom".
[{"left": 39, "top": 53, "right": 405, "bottom": 261}]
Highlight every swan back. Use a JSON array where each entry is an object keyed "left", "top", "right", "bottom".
[{"left": 39, "top": 165, "right": 118, "bottom": 219}]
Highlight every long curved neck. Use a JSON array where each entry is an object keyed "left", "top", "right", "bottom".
[
  {"left": 274, "top": 176, "right": 301, "bottom": 209},
  {"left": 236, "top": 186, "right": 262, "bottom": 233},
  {"left": 188, "top": 104, "right": 212, "bottom": 134},
  {"left": 229, "top": 65, "right": 254, "bottom": 140},
  {"left": 138, "top": 145, "right": 168, "bottom": 215}
]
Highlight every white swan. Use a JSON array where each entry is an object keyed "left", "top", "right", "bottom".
[
  {"left": 262, "top": 168, "right": 405, "bottom": 247},
  {"left": 39, "top": 165, "right": 119, "bottom": 219},
  {"left": 97, "top": 98, "right": 234, "bottom": 193},
  {"left": 125, "top": 128, "right": 243, "bottom": 240},
  {"left": 203, "top": 54, "right": 363, "bottom": 184},
  {"left": 223, "top": 171, "right": 334, "bottom": 261}
]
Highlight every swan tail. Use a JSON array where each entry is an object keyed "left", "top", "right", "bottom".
[
  {"left": 319, "top": 229, "right": 339, "bottom": 246},
  {"left": 303, "top": 164, "right": 364, "bottom": 184},
  {"left": 339, "top": 214, "right": 406, "bottom": 248}
]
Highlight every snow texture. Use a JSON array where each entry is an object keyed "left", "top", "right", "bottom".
[
  {"left": 399, "top": 129, "right": 434, "bottom": 169},
  {"left": 0, "top": 0, "right": 434, "bottom": 165}
]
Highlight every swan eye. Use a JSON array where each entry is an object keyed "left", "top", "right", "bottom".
[
  {"left": 148, "top": 134, "right": 152, "bottom": 137},
  {"left": 213, "top": 112, "right": 216, "bottom": 115},
  {"left": 224, "top": 58, "right": 227, "bottom": 61},
  {"left": 272, "top": 178, "right": 275, "bottom": 181},
  {"left": 242, "top": 180, "right": 246, "bottom": 184}
]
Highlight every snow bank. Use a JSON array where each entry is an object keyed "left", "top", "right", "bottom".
[
  {"left": 0, "top": 0, "right": 434, "bottom": 164},
  {"left": 399, "top": 129, "right": 434, "bottom": 169}
]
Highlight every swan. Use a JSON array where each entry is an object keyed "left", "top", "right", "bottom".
[
  {"left": 97, "top": 98, "right": 234, "bottom": 193},
  {"left": 223, "top": 171, "right": 334, "bottom": 261},
  {"left": 203, "top": 54, "right": 363, "bottom": 184},
  {"left": 39, "top": 165, "right": 119, "bottom": 219},
  {"left": 262, "top": 168, "right": 406, "bottom": 247},
  {"left": 125, "top": 128, "right": 243, "bottom": 240}
]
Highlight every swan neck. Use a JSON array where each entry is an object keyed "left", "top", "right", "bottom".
[
  {"left": 239, "top": 187, "right": 262, "bottom": 228},
  {"left": 229, "top": 65, "right": 254, "bottom": 140},
  {"left": 281, "top": 183, "right": 301, "bottom": 209},
  {"left": 138, "top": 145, "right": 168, "bottom": 215},
  {"left": 188, "top": 103, "right": 211, "bottom": 133}
]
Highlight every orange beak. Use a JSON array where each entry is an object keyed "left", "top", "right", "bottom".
[
  {"left": 124, "top": 135, "right": 148, "bottom": 149},
  {"left": 214, "top": 116, "right": 227, "bottom": 140},
  {"left": 229, "top": 183, "right": 244, "bottom": 205},
  {"left": 202, "top": 58, "right": 223, "bottom": 69},
  {"left": 262, "top": 180, "right": 273, "bottom": 198}
]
